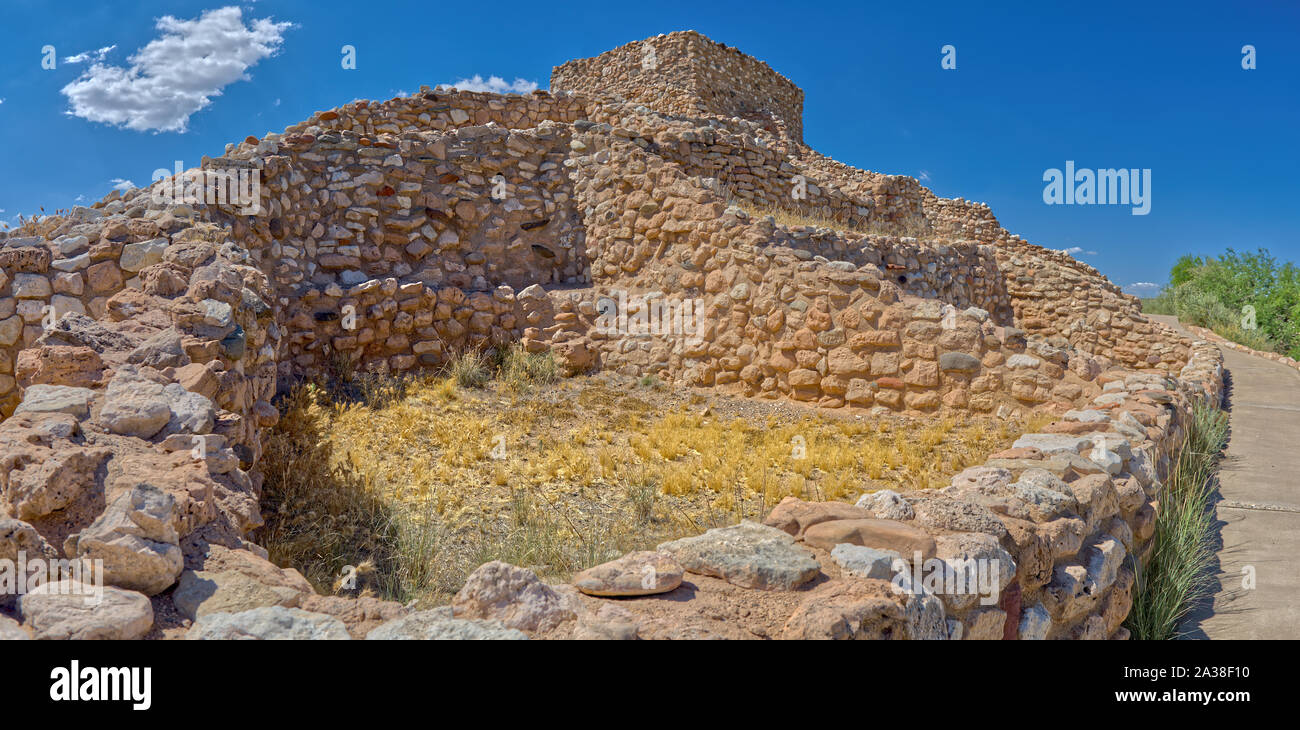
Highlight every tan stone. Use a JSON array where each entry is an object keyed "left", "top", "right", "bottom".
[{"left": 802, "top": 518, "right": 937, "bottom": 559}]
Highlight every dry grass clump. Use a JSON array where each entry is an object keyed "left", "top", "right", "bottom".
[
  {"left": 258, "top": 348, "right": 1033, "bottom": 606},
  {"left": 1126, "top": 403, "right": 1230, "bottom": 640}
]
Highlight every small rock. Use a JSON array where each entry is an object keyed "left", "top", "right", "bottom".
[
  {"left": 763, "top": 496, "right": 874, "bottom": 538},
  {"left": 366, "top": 610, "right": 528, "bottom": 640},
  {"left": 572, "top": 551, "right": 682, "bottom": 596},
  {"left": 452, "top": 561, "right": 577, "bottom": 632},
  {"left": 127, "top": 328, "right": 189, "bottom": 369},
  {"left": 854, "top": 489, "right": 915, "bottom": 520},
  {"left": 172, "top": 570, "right": 305, "bottom": 620},
  {"left": 831, "top": 543, "right": 901, "bottom": 580},
  {"left": 98, "top": 366, "right": 172, "bottom": 438},
  {"left": 1018, "top": 601, "right": 1052, "bottom": 640},
  {"left": 120, "top": 238, "right": 168, "bottom": 273},
  {"left": 12, "top": 385, "right": 97, "bottom": 419},
  {"left": 186, "top": 606, "right": 351, "bottom": 640},
  {"left": 20, "top": 580, "right": 154, "bottom": 640},
  {"left": 802, "top": 518, "right": 938, "bottom": 559},
  {"left": 0, "top": 517, "right": 58, "bottom": 561},
  {"left": 67, "top": 483, "right": 182, "bottom": 595},
  {"left": 0, "top": 615, "right": 31, "bottom": 640},
  {"left": 658, "top": 521, "right": 820, "bottom": 591},
  {"left": 1011, "top": 433, "right": 1092, "bottom": 456}
]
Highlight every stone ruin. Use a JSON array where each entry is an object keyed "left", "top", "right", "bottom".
[{"left": 0, "top": 31, "right": 1224, "bottom": 640}]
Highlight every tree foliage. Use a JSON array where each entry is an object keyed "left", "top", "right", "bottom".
[{"left": 1144, "top": 248, "right": 1300, "bottom": 359}]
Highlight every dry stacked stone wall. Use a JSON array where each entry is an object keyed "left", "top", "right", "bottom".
[
  {"left": 553, "top": 30, "right": 805, "bottom": 143},
  {"left": 0, "top": 31, "right": 1223, "bottom": 640}
]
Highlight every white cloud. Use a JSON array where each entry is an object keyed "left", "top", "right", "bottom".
[
  {"left": 443, "top": 75, "right": 538, "bottom": 94},
  {"left": 60, "top": 6, "right": 292, "bottom": 133},
  {"left": 917, "top": 170, "right": 931, "bottom": 182},
  {"left": 1125, "top": 282, "right": 1162, "bottom": 296},
  {"left": 64, "top": 45, "right": 117, "bottom": 65},
  {"left": 110, "top": 178, "right": 137, "bottom": 192},
  {"left": 0, "top": 98, "right": 5, "bottom": 105},
  {"left": 1058, "top": 246, "right": 1098, "bottom": 257}
]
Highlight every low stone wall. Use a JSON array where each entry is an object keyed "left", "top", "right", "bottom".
[{"left": 1184, "top": 323, "right": 1300, "bottom": 374}]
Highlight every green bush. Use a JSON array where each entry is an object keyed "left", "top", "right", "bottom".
[{"left": 1144, "top": 248, "right": 1300, "bottom": 358}]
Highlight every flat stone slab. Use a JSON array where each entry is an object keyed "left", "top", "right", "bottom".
[
  {"left": 802, "top": 518, "right": 938, "bottom": 559},
  {"left": 763, "top": 496, "right": 874, "bottom": 538},
  {"left": 572, "top": 551, "right": 683, "bottom": 596},
  {"left": 13, "top": 385, "right": 97, "bottom": 419},
  {"left": 831, "top": 544, "right": 901, "bottom": 580},
  {"left": 186, "top": 606, "right": 351, "bottom": 640},
  {"left": 366, "top": 610, "right": 528, "bottom": 640},
  {"left": 1011, "top": 433, "right": 1092, "bottom": 456},
  {"left": 658, "top": 521, "right": 820, "bottom": 591},
  {"left": 855, "top": 489, "right": 915, "bottom": 520},
  {"left": 19, "top": 580, "right": 153, "bottom": 640},
  {"left": 0, "top": 615, "right": 31, "bottom": 640},
  {"left": 172, "top": 569, "right": 305, "bottom": 620}
]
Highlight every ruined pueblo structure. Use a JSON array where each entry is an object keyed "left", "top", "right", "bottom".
[{"left": 0, "top": 32, "right": 1224, "bottom": 640}]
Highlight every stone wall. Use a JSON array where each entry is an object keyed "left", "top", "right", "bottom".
[
  {"left": 0, "top": 57, "right": 1191, "bottom": 415},
  {"left": 552, "top": 30, "right": 805, "bottom": 144}
]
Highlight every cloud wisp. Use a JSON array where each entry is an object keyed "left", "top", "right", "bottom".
[
  {"left": 60, "top": 6, "right": 292, "bottom": 133},
  {"left": 1124, "top": 282, "right": 1162, "bottom": 296},
  {"left": 1058, "top": 246, "right": 1098, "bottom": 257},
  {"left": 442, "top": 75, "right": 539, "bottom": 94},
  {"left": 64, "top": 45, "right": 117, "bottom": 65}
]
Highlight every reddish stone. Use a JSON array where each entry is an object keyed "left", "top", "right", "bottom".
[
  {"left": 318, "top": 110, "right": 339, "bottom": 121},
  {"left": 377, "top": 185, "right": 395, "bottom": 197},
  {"left": 802, "top": 519, "right": 937, "bottom": 558},
  {"left": 875, "top": 377, "right": 905, "bottom": 390},
  {"left": 16, "top": 346, "right": 105, "bottom": 389},
  {"left": 763, "top": 497, "right": 874, "bottom": 538},
  {"left": 1000, "top": 581, "right": 1022, "bottom": 640},
  {"left": 244, "top": 135, "right": 259, "bottom": 145}
]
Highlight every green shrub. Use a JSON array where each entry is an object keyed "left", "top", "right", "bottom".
[{"left": 1146, "top": 248, "right": 1300, "bottom": 357}]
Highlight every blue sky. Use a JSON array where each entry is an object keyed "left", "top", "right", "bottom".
[{"left": 1, "top": 0, "right": 1296, "bottom": 295}]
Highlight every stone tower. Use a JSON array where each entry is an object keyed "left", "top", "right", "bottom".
[{"left": 551, "top": 30, "right": 805, "bottom": 144}]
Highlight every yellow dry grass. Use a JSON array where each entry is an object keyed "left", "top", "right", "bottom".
[{"left": 258, "top": 357, "right": 1035, "bottom": 607}]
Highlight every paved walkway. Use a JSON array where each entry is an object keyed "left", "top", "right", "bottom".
[{"left": 1148, "top": 315, "right": 1300, "bottom": 639}]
